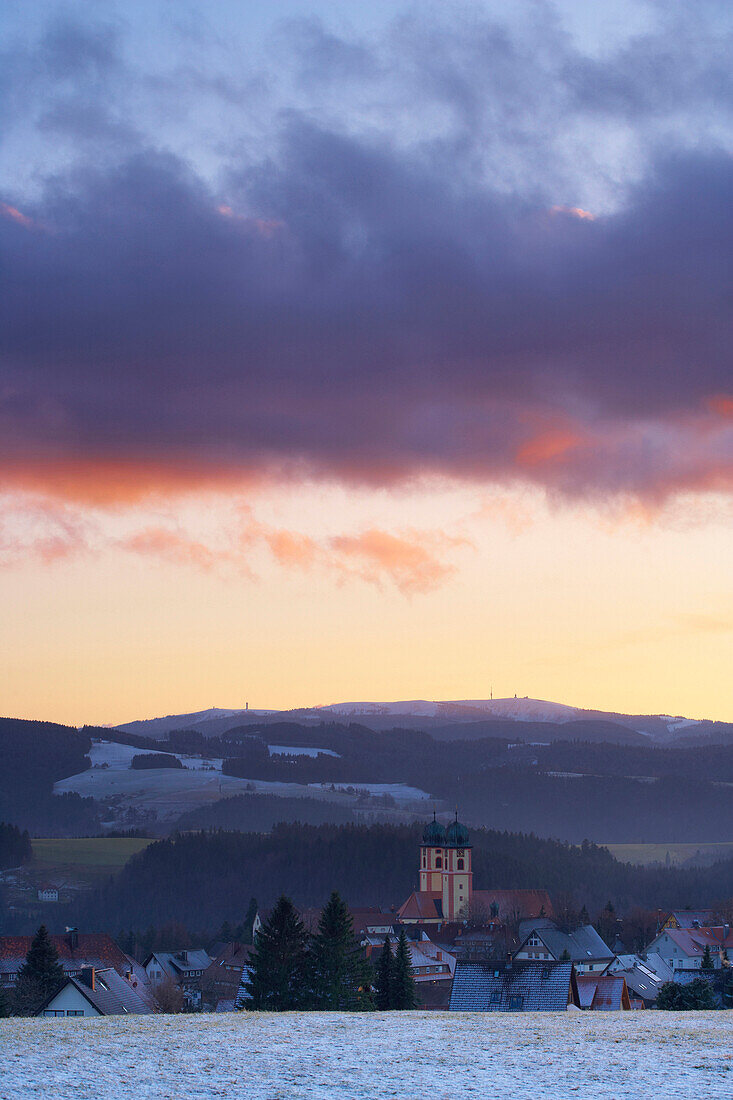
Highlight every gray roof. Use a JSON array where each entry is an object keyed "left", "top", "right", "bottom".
[
  {"left": 521, "top": 923, "right": 614, "bottom": 964},
  {"left": 148, "top": 949, "right": 212, "bottom": 977},
  {"left": 38, "top": 971, "right": 153, "bottom": 1017},
  {"left": 449, "top": 960, "right": 576, "bottom": 1012},
  {"left": 609, "top": 953, "right": 673, "bottom": 1001}
]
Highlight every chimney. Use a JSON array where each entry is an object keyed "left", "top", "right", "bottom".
[{"left": 79, "top": 966, "right": 95, "bottom": 990}]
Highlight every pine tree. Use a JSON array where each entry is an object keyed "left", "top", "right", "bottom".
[
  {"left": 701, "top": 944, "right": 714, "bottom": 970},
  {"left": 13, "top": 925, "right": 65, "bottom": 1015},
  {"left": 391, "top": 930, "right": 417, "bottom": 1010},
  {"left": 243, "top": 896, "right": 310, "bottom": 1011},
  {"left": 375, "top": 936, "right": 394, "bottom": 1010},
  {"left": 310, "top": 892, "right": 373, "bottom": 1010}
]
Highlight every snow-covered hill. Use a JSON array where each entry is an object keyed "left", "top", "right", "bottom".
[
  {"left": 115, "top": 697, "right": 707, "bottom": 740},
  {"left": 316, "top": 697, "right": 581, "bottom": 722}
]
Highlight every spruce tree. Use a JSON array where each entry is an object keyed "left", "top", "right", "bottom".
[
  {"left": 701, "top": 944, "right": 714, "bottom": 970},
  {"left": 375, "top": 936, "right": 394, "bottom": 1010},
  {"left": 13, "top": 925, "right": 65, "bottom": 1015},
  {"left": 243, "top": 896, "right": 310, "bottom": 1011},
  {"left": 391, "top": 930, "right": 417, "bottom": 1010},
  {"left": 310, "top": 892, "right": 373, "bottom": 1010}
]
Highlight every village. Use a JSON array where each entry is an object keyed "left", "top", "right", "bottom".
[{"left": 2, "top": 815, "right": 731, "bottom": 1018}]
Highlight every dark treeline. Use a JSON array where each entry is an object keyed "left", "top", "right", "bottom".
[
  {"left": 69, "top": 824, "right": 733, "bottom": 936},
  {"left": 533, "top": 740, "right": 733, "bottom": 781},
  {"left": 130, "top": 753, "right": 184, "bottom": 770},
  {"left": 0, "top": 822, "right": 32, "bottom": 869},
  {"left": 176, "top": 793, "right": 360, "bottom": 832},
  {"left": 432, "top": 770, "right": 733, "bottom": 843},
  {"left": 0, "top": 718, "right": 99, "bottom": 835}
]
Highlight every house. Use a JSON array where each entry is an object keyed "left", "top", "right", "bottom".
[
  {"left": 201, "top": 943, "right": 254, "bottom": 1012},
  {"left": 608, "top": 953, "right": 674, "bottom": 1006},
  {"left": 0, "top": 930, "right": 151, "bottom": 1001},
  {"left": 514, "top": 921, "right": 614, "bottom": 974},
  {"left": 398, "top": 814, "right": 552, "bottom": 925},
  {"left": 365, "top": 933, "right": 456, "bottom": 984},
  {"left": 37, "top": 885, "right": 59, "bottom": 903},
  {"left": 576, "top": 974, "right": 631, "bottom": 1010},
  {"left": 143, "top": 949, "right": 212, "bottom": 1008},
  {"left": 36, "top": 966, "right": 153, "bottom": 1018},
  {"left": 646, "top": 926, "right": 733, "bottom": 972},
  {"left": 449, "top": 959, "right": 579, "bottom": 1012}
]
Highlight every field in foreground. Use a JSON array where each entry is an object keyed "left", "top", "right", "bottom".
[{"left": 1, "top": 1011, "right": 731, "bottom": 1099}]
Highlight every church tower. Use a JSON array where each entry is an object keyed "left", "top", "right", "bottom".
[
  {"left": 442, "top": 813, "right": 472, "bottom": 920},
  {"left": 419, "top": 812, "right": 473, "bottom": 920}
]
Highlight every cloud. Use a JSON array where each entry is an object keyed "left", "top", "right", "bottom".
[
  {"left": 1, "top": 8, "right": 732, "bottom": 506},
  {"left": 0, "top": 496, "right": 92, "bottom": 566},
  {"left": 328, "top": 528, "right": 464, "bottom": 594}
]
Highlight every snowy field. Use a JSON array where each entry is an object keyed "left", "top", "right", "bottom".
[
  {"left": 86, "top": 740, "right": 223, "bottom": 771},
  {"left": 1, "top": 1011, "right": 731, "bottom": 1100}
]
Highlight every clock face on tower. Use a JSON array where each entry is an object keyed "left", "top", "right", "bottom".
[{"left": 456, "top": 848, "right": 465, "bottom": 857}]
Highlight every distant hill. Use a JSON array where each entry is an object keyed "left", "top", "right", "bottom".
[{"left": 114, "top": 696, "right": 728, "bottom": 744}]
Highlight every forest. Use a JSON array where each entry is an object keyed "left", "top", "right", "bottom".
[
  {"left": 61, "top": 824, "right": 733, "bottom": 939},
  {"left": 0, "top": 718, "right": 99, "bottom": 835}
]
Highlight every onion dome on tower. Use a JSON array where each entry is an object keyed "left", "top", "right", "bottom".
[
  {"left": 445, "top": 812, "right": 470, "bottom": 848},
  {"left": 422, "top": 811, "right": 447, "bottom": 845}
]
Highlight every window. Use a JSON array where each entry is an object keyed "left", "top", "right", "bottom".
[
  {"left": 457, "top": 859, "right": 464, "bottom": 870},
  {"left": 527, "top": 935, "right": 541, "bottom": 947},
  {"left": 66, "top": 1010, "right": 84, "bottom": 1017},
  {"left": 508, "top": 995, "right": 524, "bottom": 1011},
  {"left": 588, "top": 965, "right": 594, "bottom": 971},
  {"left": 542, "top": 966, "right": 551, "bottom": 980},
  {"left": 490, "top": 991, "right": 501, "bottom": 1004},
  {"left": 43, "top": 1010, "right": 65, "bottom": 1017},
  {"left": 436, "top": 857, "right": 442, "bottom": 869}
]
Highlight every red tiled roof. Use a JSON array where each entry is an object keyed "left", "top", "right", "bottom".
[
  {"left": 472, "top": 890, "right": 553, "bottom": 920},
  {"left": 662, "top": 927, "right": 733, "bottom": 955},
  {"left": 0, "top": 933, "right": 131, "bottom": 975},
  {"left": 397, "top": 892, "right": 444, "bottom": 921},
  {"left": 577, "top": 974, "right": 630, "bottom": 1011}
]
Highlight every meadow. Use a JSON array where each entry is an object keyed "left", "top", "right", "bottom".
[
  {"left": 603, "top": 842, "right": 733, "bottom": 866},
  {"left": 29, "top": 837, "right": 154, "bottom": 884},
  {"left": 0, "top": 1010, "right": 731, "bottom": 1099}
]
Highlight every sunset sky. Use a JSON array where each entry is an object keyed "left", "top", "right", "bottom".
[{"left": 2, "top": 0, "right": 732, "bottom": 726}]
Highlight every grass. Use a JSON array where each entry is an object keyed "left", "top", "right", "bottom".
[
  {"left": 603, "top": 841, "right": 733, "bottom": 866},
  {"left": 30, "top": 837, "right": 154, "bottom": 883}
]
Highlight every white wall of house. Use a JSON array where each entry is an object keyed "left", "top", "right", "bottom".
[{"left": 41, "top": 984, "right": 99, "bottom": 1018}]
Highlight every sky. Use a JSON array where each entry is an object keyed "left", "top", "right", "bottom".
[{"left": 1, "top": 0, "right": 732, "bottom": 726}]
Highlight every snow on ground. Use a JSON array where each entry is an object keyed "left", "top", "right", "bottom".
[
  {"left": 88, "top": 740, "right": 222, "bottom": 771},
  {"left": 317, "top": 697, "right": 581, "bottom": 722},
  {"left": 268, "top": 745, "right": 340, "bottom": 757},
  {"left": 1, "top": 1011, "right": 731, "bottom": 1100}
]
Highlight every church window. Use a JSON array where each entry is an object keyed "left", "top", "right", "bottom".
[
  {"left": 457, "top": 859, "right": 464, "bottom": 870},
  {"left": 436, "top": 857, "right": 442, "bottom": 869}
]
